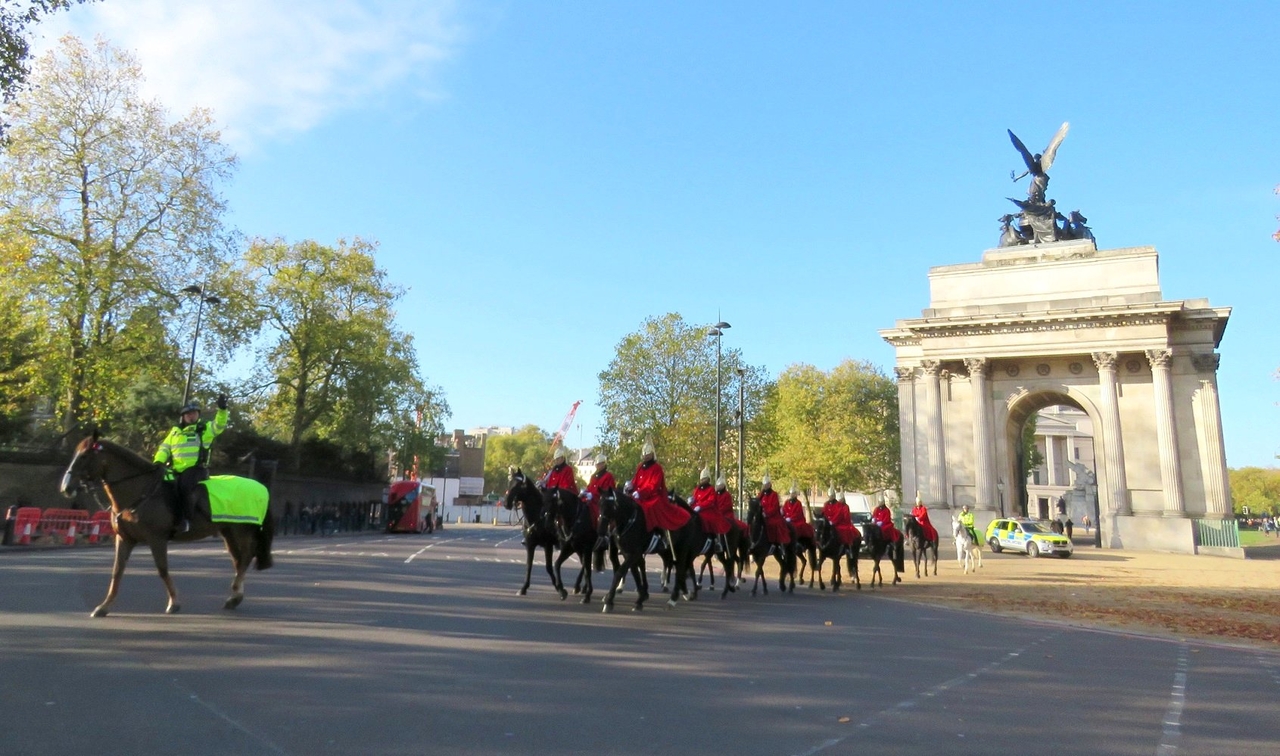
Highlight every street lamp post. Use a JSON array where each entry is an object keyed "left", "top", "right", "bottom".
[
  {"left": 997, "top": 479, "right": 1005, "bottom": 518},
  {"left": 706, "top": 321, "right": 730, "bottom": 480},
  {"left": 180, "top": 284, "right": 221, "bottom": 406},
  {"left": 736, "top": 366, "right": 745, "bottom": 519}
]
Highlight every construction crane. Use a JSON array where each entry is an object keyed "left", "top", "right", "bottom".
[{"left": 549, "top": 400, "right": 582, "bottom": 460}]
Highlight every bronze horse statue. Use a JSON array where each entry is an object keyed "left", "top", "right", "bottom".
[{"left": 59, "top": 434, "right": 276, "bottom": 617}]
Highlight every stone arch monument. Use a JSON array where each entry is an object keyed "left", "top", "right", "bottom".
[{"left": 880, "top": 239, "right": 1233, "bottom": 553}]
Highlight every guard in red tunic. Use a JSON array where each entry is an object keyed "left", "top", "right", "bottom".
[
  {"left": 582, "top": 455, "right": 614, "bottom": 529},
  {"left": 714, "top": 475, "right": 738, "bottom": 533},
  {"left": 542, "top": 447, "right": 579, "bottom": 495},
  {"left": 821, "top": 489, "right": 858, "bottom": 547},
  {"left": 909, "top": 492, "right": 937, "bottom": 542},
  {"left": 630, "top": 441, "right": 690, "bottom": 532},
  {"left": 872, "top": 501, "right": 902, "bottom": 543},
  {"left": 759, "top": 476, "right": 790, "bottom": 545},
  {"left": 782, "top": 482, "right": 815, "bottom": 542}
]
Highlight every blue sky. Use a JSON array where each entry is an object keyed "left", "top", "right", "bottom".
[{"left": 44, "top": 1, "right": 1279, "bottom": 466}]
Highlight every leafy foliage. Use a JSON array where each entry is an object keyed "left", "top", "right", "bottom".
[
  {"left": 482, "top": 425, "right": 553, "bottom": 494},
  {"left": 596, "top": 313, "right": 771, "bottom": 493},
  {"left": 232, "top": 237, "right": 448, "bottom": 471},
  {"left": 1230, "top": 467, "right": 1280, "bottom": 516},
  {"left": 0, "top": 35, "right": 235, "bottom": 437},
  {"left": 0, "top": 2, "right": 92, "bottom": 114},
  {"left": 759, "top": 360, "right": 899, "bottom": 496}
]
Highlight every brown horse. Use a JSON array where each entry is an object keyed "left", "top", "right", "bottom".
[{"left": 59, "top": 434, "right": 275, "bottom": 617}]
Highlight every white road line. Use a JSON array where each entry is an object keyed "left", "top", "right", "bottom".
[
  {"left": 405, "top": 538, "right": 461, "bottom": 563},
  {"left": 1156, "top": 645, "right": 1189, "bottom": 756},
  {"left": 1257, "top": 654, "right": 1280, "bottom": 689},
  {"left": 793, "top": 631, "right": 1061, "bottom": 756},
  {"left": 171, "top": 678, "right": 287, "bottom": 754},
  {"left": 495, "top": 534, "right": 523, "bottom": 547}
]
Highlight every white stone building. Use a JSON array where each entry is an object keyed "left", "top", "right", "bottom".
[{"left": 881, "top": 240, "right": 1233, "bottom": 554}]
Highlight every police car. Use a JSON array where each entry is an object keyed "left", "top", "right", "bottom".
[{"left": 984, "top": 518, "right": 1074, "bottom": 558}]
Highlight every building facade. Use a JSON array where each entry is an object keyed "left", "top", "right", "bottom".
[{"left": 881, "top": 240, "right": 1232, "bottom": 553}]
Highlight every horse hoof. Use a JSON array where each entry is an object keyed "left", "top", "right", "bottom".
[
  {"left": 224, "top": 595, "right": 244, "bottom": 610},
  {"left": 559, "top": 590, "right": 568, "bottom": 601},
  {"left": 90, "top": 606, "right": 109, "bottom": 618},
  {"left": 581, "top": 596, "right": 591, "bottom": 605},
  {"left": 894, "top": 577, "right": 902, "bottom": 585},
  {"left": 666, "top": 600, "right": 677, "bottom": 610},
  {"left": 517, "top": 589, "right": 528, "bottom": 596},
  {"left": 166, "top": 604, "right": 181, "bottom": 614},
  {"left": 602, "top": 604, "right": 613, "bottom": 614},
  {"left": 632, "top": 604, "right": 643, "bottom": 612}
]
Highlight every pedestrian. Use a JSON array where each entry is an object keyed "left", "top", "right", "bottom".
[
  {"left": 1082, "top": 514, "right": 1091, "bottom": 534},
  {"left": 1065, "top": 518, "right": 1074, "bottom": 539}
]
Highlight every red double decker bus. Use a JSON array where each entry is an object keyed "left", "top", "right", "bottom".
[{"left": 385, "top": 480, "right": 437, "bottom": 534}]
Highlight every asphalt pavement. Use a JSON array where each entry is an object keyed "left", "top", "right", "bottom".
[{"left": 2, "top": 525, "right": 1278, "bottom": 755}]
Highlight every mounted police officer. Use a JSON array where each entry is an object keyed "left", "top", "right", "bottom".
[
  {"left": 958, "top": 504, "right": 978, "bottom": 545},
  {"left": 154, "top": 394, "right": 228, "bottom": 532}
]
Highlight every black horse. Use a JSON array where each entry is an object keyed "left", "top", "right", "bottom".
[
  {"left": 862, "top": 520, "right": 904, "bottom": 587},
  {"left": 547, "top": 487, "right": 599, "bottom": 604},
  {"left": 811, "top": 515, "right": 861, "bottom": 592},
  {"left": 791, "top": 521, "right": 819, "bottom": 588},
  {"left": 904, "top": 517, "right": 939, "bottom": 578},
  {"left": 503, "top": 468, "right": 566, "bottom": 598},
  {"left": 744, "top": 497, "right": 795, "bottom": 596},
  {"left": 598, "top": 488, "right": 703, "bottom": 612}
]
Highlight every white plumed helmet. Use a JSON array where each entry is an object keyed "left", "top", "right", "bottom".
[
  {"left": 716, "top": 475, "right": 727, "bottom": 489},
  {"left": 827, "top": 484, "right": 836, "bottom": 499},
  {"left": 699, "top": 466, "right": 712, "bottom": 482},
  {"left": 788, "top": 481, "right": 799, "bottom": 496},
  {"left": 595, "top": 454, "right": 607, "bottom": 466},
  {"left": 551, "top": 446, "right": 566, "bottom": 462},
  {"left": 642, "top": 439, "right": 655, "bottom": 458}
]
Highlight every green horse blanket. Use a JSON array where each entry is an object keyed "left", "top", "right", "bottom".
[{"left": 199, "top": 475, "right": 269, "bottom": 525}]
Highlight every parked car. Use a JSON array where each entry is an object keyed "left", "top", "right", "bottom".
[{"left": 984, "top": 518, "right": 1074, "bottom": 558}]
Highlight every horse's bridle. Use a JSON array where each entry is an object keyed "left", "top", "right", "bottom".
[{"left": 77, "top": 457, "right": 166, "bottom": 519}]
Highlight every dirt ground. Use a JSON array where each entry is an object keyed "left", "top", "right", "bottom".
[{"left": 844, "top": 537, "right": 1280, "bottom": 649}]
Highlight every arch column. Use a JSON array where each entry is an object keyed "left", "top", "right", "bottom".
[
  {"left": 920, "top": 360, "right": 945, "bottom": 507},
  {"left": 1146, "top": 349, "right": 1185, "bottom": 516},
  {"left": 1092, "top": 352, "right": 1131, "bottom": 516},
  {"left": 965, "top": 358, "right": 996, "bottom": 511},
  {"left": 894, "top": 366, "right": 919, "bottom": 505},
  {"left": 1192, "top": 353, "right": 1231, "bottom": 517}
]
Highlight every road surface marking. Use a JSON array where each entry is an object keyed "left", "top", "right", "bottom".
[
  {"left": 1156, "top": 644, "right": 1189, "bottom": 756},
  {"left": 405, "top": 538, "right": 461, "bottom": 563}
]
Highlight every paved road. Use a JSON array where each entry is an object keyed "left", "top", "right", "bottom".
[{"left": 2, "top": 526, "right": 1279, "bottom": 755}]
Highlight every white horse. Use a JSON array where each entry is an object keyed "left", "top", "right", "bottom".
[{"left": 953, "top": 517, "right": 982, "bottom": 574}]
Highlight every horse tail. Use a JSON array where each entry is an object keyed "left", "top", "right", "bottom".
[{"left": 254, "top": 497, "right": 276, "bottom": 570}]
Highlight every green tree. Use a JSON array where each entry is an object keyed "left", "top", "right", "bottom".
[
  {"left": 483, "top": 425, "right": 553, "bottom": 495},
  {"left": 234, "top": 237, "right": 444, "bottom": 472},
  {"left": 0, "top": 35, "right": 236, "bottom": 437},
  {"left": 1229, "top": 467, "right": 1280, "bottom": 516},
  {"left": 761, "top": 360, "right": 899, "bottom": 496},
  {"left": 596, "top": 313, "right": 771, "bottom": 494},
  {"left": 0, "top": 2, "right": 93, "bottom": 111}
]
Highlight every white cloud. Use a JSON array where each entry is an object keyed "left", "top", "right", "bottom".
[{"left": 36, "top": 0, "right": 463, "bottom": 151}]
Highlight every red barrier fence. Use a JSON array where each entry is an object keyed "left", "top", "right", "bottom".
[{"left": 7, "top": 508, "right": 112, "bottom": 546}]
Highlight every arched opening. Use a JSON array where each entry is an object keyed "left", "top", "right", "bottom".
[{"left": 1004, "top": 390, "right": 1099, "bottom": 544}]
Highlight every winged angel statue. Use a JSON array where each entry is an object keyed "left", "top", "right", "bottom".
[
  {"left": 1009, "top": 121, "right": 1068, "bottom": 204},
  {"left": 998, "top": 122, "right": 1093, "bottom": 246}
]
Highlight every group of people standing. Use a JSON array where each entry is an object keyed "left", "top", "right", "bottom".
[{"left": 536, "top": 440, "right": 916, "bottom": 554}]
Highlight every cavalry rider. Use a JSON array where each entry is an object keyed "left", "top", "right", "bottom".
[
  {"left": 871, "top": 498, "right": 902, "bottom": 544},
  {"left": 154, "top": 394, "right": 229, "bottom": 532},
  {"left": 821, "top": 488, "right": 858, "bottom": 549},
  {"left": 782, "top": 482, "right": 815, "bottom": 543},
  {"left": 958, "top": 503, "right": 978, "bottom": 545},
  {"left": 759, "top": 474, "right": 790, "bottom": 547},
  {"left": 715, "top": 474, "right": 742, "bottom": 537},
  {"left": 582, "top": 454, "right": 614, "bottom": 530},
  {"left": 629, "top": 440, "right": 690, "bottom": 545},
  {"left": 541, "top": 446, "right": 580, "bottom": 496},
  {"left": 909, "top": 491, "right": 938, "bottom": 542},
  {"left": 690, "top": 467, "right": 730, "bottom": 554}
]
